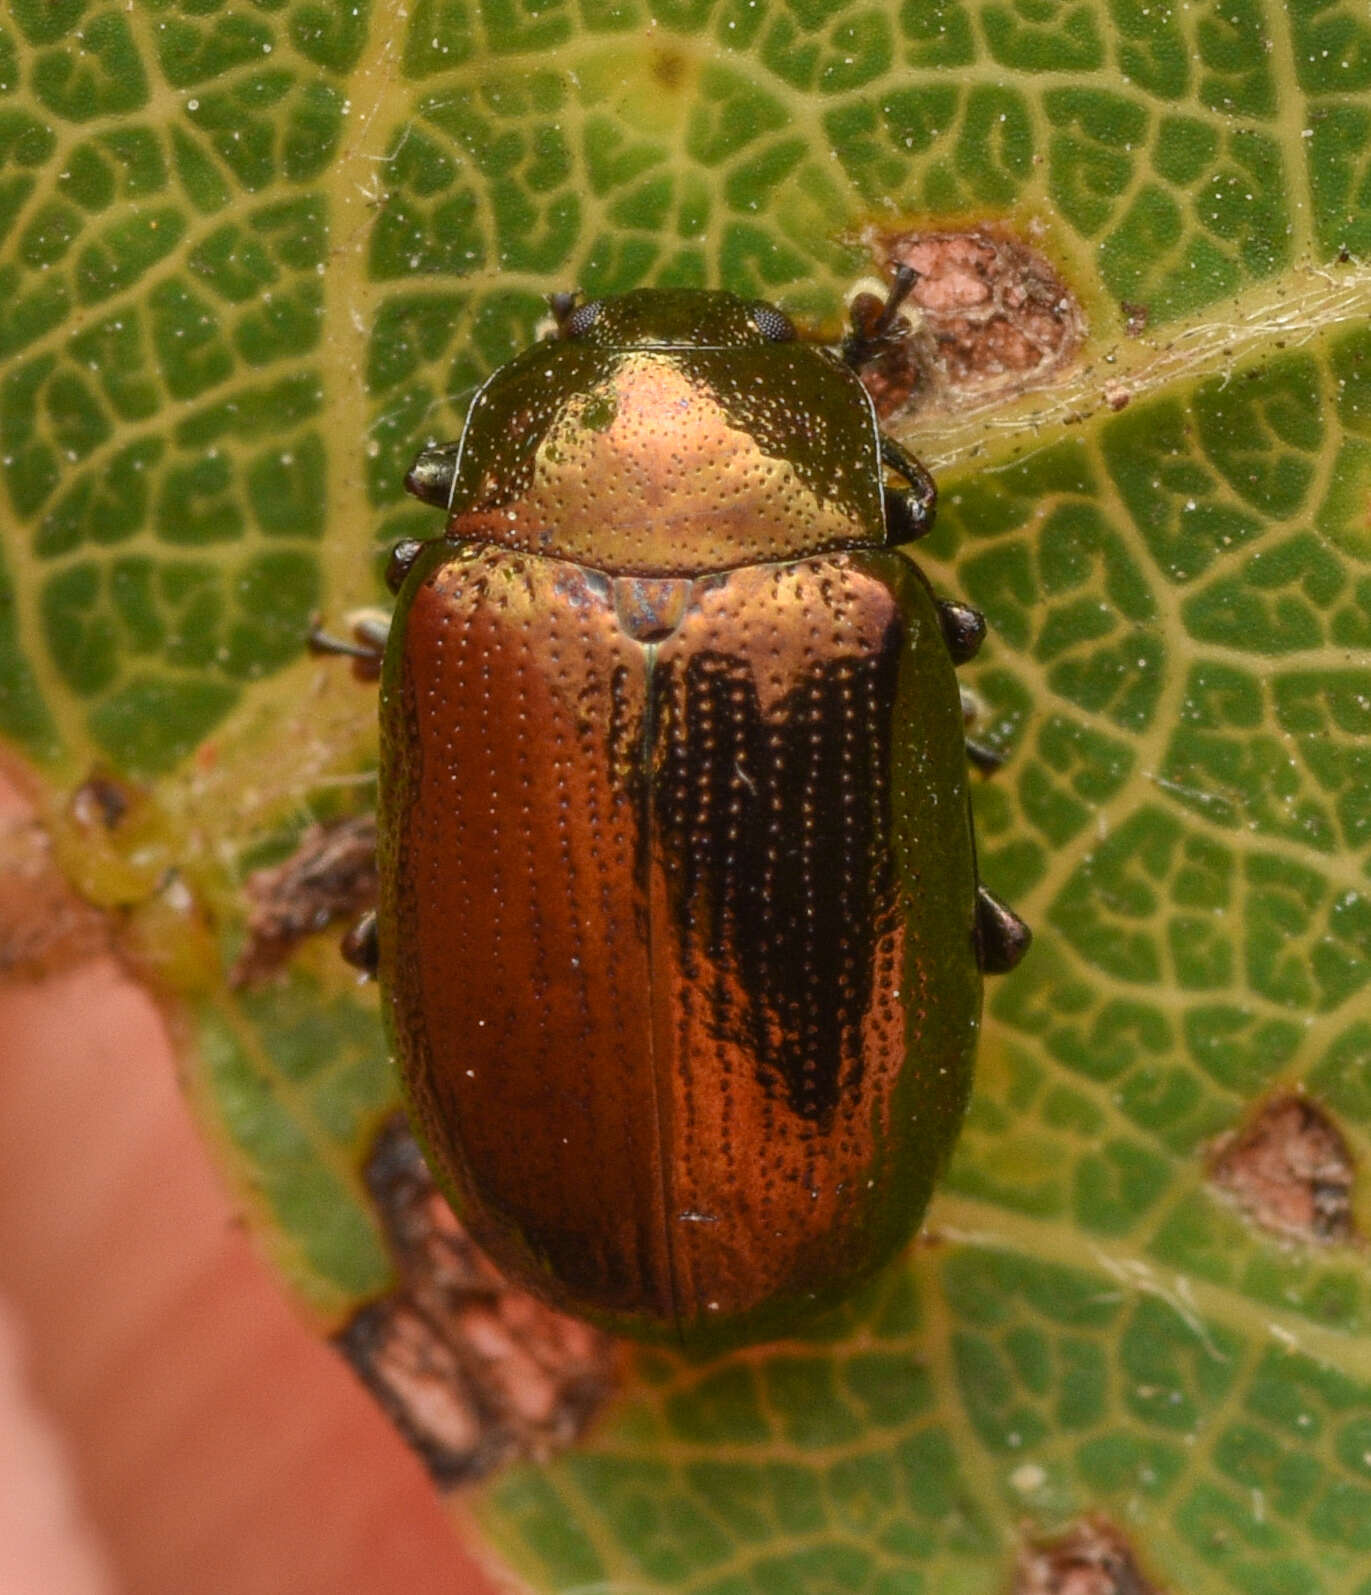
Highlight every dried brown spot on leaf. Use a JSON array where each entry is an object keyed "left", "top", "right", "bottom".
[
  {"left": 0, "top": 813, "right": 109, "bottom": 981},
  {"left": 650, "top": 43, "right": 689, "bottom": 89},
  {"left": 338, "top": 1118, "right": 617, "bottom": 1487},
  {"left": 1208, "top": 1093, "right": 1358, "bottom": 1244},
  {"left": 1121, "top": 300, "right": 1150, "bottom": 336},
  {"left": 230, "top": 815, "right": 378, "bottom": 987},
  {"left": 1015, "top": 1517, "right": 1164, "bottom": 1595},
  {"left": 856, "top": 227, "right": 1085, "bottom": 421}
]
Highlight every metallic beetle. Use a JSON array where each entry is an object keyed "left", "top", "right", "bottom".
[{"left": 360, "top": 284, "right": 1029, "bottom": 1347}]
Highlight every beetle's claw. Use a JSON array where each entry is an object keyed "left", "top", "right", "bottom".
[
  {"left": 965, "top": 738, "right": 1004, "bottom": 777},
  {"left": 342, "top": 910, "right": 380, "bottom": 978},
  {"left": 939, "top": 600, "right": 986, "bottom": 664},
  {"left": 959, "top": 686, "right": 1004, "bottom": 775},
  {"left": 405, "top": 442, "right": 459, "bottom": 508},
  {"left": 975, "top": 887, "right": 1031, "bottom": 974}
]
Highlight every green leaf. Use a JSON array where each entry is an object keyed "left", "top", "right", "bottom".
[{"left": 2, "top": 1, "right": 1370, "bottom": 1591}]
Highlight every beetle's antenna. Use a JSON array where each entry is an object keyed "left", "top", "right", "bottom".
[{"left": 842, "top": 264, "right": 920, "bottom": 370}]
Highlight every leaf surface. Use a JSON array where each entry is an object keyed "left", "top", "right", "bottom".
[{"left": 2, "top": 1, "right": 1371, "bottom": 1590}]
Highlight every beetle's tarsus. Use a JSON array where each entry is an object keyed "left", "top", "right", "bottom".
[
  {"left": 975, "top": 887, "right": 1031, "bottom": 974},
  {"left": 939, "top": 600, "right": 986, "bottom": 664},
  {"left": 966, "top": 738, "right": 1004, "bottom": 776},
  {"left": 307, "top": 614, "right": 388, "bottom": 682},
  {"left": 883, "top": 486, "right": 929, "bottom": 543},
  {"left": 342, "top": 910, "right": 380, "bottom": 977},
  {"left": 405, "top": 443, "right": 460, "bottom": 508},
  {"left": 387, "top": 538, "right": 425, "bottom": 595},
  {"left": 879, "top": 435, "right": 936, "bottom": 540}
]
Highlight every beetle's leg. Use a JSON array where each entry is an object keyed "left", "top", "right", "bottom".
[
  {"left": 976, "top": 887, "right": 1031, "bottom": 973},
  {"left": 309, "top": 536, "right": 422, "bottom": 681},
  {"left": 308, "top": 611, "right": 390, "bottom": 682},
  {"left": 341, "top": 910, "right": 380, "bottom": 978},
  {"left": 842, "top": 263, "right": 919, "bottom": 370},
  {"left": 880, "top": 434, "right": 937, "bottom": 542},
  {"left": 960, "top": 684, "right": 1005, "bottom": 776},
  {"left": 846, "top": 270, "right": 935, "bottom": 542},
  {"left": 405, "top": 442, "right": 460, "bottom": 508},
  {"left": 966, "top": 740, "right": 1004, "bottom": 776},
  {"left": 939, "top": 599, "right": 986, "bottom": 664}
]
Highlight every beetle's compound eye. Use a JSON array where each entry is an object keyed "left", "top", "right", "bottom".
[
  {"left": 562, "top": 299, "right": 604, "bottom": 338},
  {"left": 749, "top": 303, "right": 796, "bottom": 342}
]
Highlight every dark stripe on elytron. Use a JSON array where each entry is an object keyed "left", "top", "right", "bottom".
[
  {"left": 649, "top": 639, "right": 902, "bottom": 1127},
  {"left": 638, "top": 637, "right": 684, "bottom": 1338}
]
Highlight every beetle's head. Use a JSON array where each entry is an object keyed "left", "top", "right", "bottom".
[{"left": 559, "top": 288, "right": 796, "bottom": 350}]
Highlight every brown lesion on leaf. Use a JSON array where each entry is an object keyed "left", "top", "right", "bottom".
[
  {"left": 337, "top": 1117, "right": 617, "bottom": 1487},
  {"left": 230, "top": 814, "right": 378, "bottom": 988},
  {"left": 1207, "top": 1093, "right": 1359, "bottom": 1246},
  {"left": 851, "top": 225, "right": 1086, "bottom": 423},
  {"left": 70, "top": 771, "right": 133, "bottom": 832},
  {"left": 1015, "top": 1516, "right": 1164, "bottom": 1595}
]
